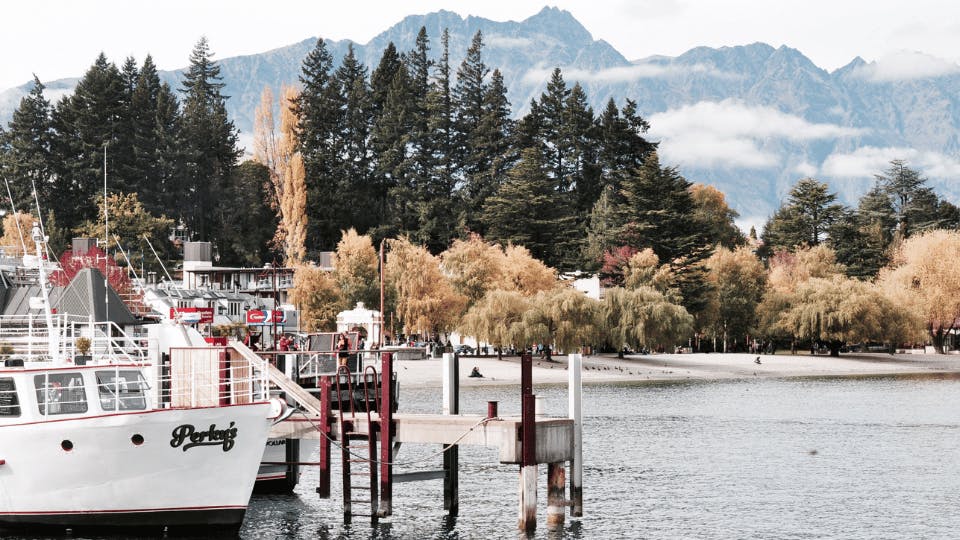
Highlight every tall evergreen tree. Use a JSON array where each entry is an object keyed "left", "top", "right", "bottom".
[
  {"left": 1, "top": 76, "right": 54, "bottom": 213},
  {"left": 178, "top": 37, "right": 241, "bottom": 252},
  {"left": 333, "top": 45, "right": 373, "bottom": 235},
  {"left": 370, "top": 49, "right": 413, "bottom": 239},
  {"left": 761, "top": 177, "right": 844, "bottom": 252},
  {"left": 294, "top": 37, "right": 342, "bottom": 253},
  {"left": 481, "top": 147, "right": 576, "bottom": 269},
  {"left": 50, "top": 53, "right": 125, "bottom": 229}
]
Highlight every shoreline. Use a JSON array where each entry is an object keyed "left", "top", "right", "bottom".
[{"left": 391, "top": 351, "right": 960, "bottom": 388}]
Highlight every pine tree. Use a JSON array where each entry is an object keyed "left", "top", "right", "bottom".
[
  {"left": 50, "top": 53, "right": 125, "bottom": 229},
  {"left": 399, "top": 27, "right": 434, "bottom": 239},
  {"left": 294, "top": 37, "right": 342, "bottom": 253},
  {"left": 761, "top": 177, "right": 844, "bottom": 251},
  {"left": 333, "top": 45, "right": 373, "bottom": 235},
  {"left": 482, "top": 147, "right": 576, "bottom": 269},
  {"left": 1, "top": 76, "right": 54, "bottom": 213},
  {"left": 370, "top": 43, "right": 412, "bottom": 239},
  {"left": 178, "top": 37, "right": 241, "bottom": 250}
]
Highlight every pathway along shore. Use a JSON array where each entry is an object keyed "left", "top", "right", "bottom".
[{"left": 393, "top": 351, "right": 960, "bottom": 388}]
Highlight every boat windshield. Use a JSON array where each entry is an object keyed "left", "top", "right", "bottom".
[
  {"left": 96, "top": 370, "right": 148, "bottom": 411},
  {"left": 34, "top": 372, "right": 88, "bottom": 415}
]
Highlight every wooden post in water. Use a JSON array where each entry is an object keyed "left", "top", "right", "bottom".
[
  {"left": 317, "top": 375, "right": 332, "bottom": 498},
  {"left": 546, "top": 462, "right": 566, "bottom": 529},
  {"left": 442, "top": 352, "right": 459, "bottom": 515},
  {"left": 568, "top": 353, "right": 583, "bottom": 517},
  {"left": 379, "top": 352, "right": 394, "bottom": 517},
  {"left": 518, "top": 353, "right": 537, "bottom": 533}
]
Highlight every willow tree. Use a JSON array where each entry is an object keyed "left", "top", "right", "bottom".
[
  {"left": 440, "top": 233, "right": 504, "bottom": 305},
  {"left": 601, "top": 286, "right": 693, "bottom": 357},
  {"left": 879, "top": 230, "right": 960, "bottom": 352},
  {"left": 780, "top": 275, "right": 919, "bottom": 356},
  {"left": 458, "top": 289, "right": 530, "bottom": 358},
  {"left": 522, "top": 287, "right": 601, "bottom": 360},
  {"left": 332, "top": 229, "right": 379, "bottom": 311},
  {"left": 491, "top": 244, "right": 558, "bottom": 296},
  {"left": 288, "top": 263, "right": 341, "bottom": 332},
  {"left": 385, "top": 237, "right": 466, "bottom": 339}
]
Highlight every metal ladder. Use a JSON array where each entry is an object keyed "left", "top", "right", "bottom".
[{"left": 335, "top": 365, "right": 381, "bottom": 522}]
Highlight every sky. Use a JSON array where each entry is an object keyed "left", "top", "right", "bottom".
[{"left": 3, "top": 0, "right": 960, "bottom": 91}]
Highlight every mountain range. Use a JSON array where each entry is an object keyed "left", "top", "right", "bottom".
[{"left": 3, "top": 6, "right": 960, "bottom": 228}]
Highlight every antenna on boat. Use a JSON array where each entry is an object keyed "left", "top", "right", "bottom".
[
  {"left": 31, "top": 221, "right": 59, "bottom": 361},
  {"left": 2, "top": 177, "right": 28, "bottom": 256},
  {"left": 104, "top": 144, "right": 109, "bottom": 325}
]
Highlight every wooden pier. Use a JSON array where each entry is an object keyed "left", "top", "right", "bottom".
[{"left": 233, "top": 342, "right": 584, "bottom": 532}]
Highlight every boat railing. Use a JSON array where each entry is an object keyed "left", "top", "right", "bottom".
[
  {"left": 0, "top": 315, "right": 149, "bottom": 364},
  {"left": 158, "top": 345, "right": 270, "bottom": 408}
]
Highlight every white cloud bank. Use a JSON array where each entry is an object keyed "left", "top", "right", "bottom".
[
  {"left": 821, "top": 146, "right": 960, "bottom": 179},
  {"left": 648, "top": 100, "right": 865, "bottom": 169},
  {"left": 851, "top": 51, "right": 960, "bottom": 82},
  {"left": 521, "top": 62, "right": 736, "bottom": 85}
]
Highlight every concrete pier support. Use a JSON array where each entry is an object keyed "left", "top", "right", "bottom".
[
  {"left": 546, "top": 462, "right": 566, "bottom": 530},
  {"left": 442, "top": 353, "right": 459, "bottom": 515},
  {"left": 568, "top": 353, "right": 583, "bottom": 517},
  {"left": 519, "top": 463, "right": 538, "bottom": 533}
]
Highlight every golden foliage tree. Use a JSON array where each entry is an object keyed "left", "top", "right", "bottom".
[
  {"left": 601, "top": 286, "right": 694, "bottom": 355},
  {"left": 458, "top": 289, "right": 531, "bottom": 358},
  {"left": 780, "top": 275, "right": 920, "bottom": 356},
  {"left": 704, "top": 246, "right": 767, "bottom": 352},
  {"left": 333, "top": 229, "right": 379, "bottom": 310},
  {"left": 623, "top": 248, "right": 677, "bottom": 296},
  {"left": 74, "top": 192, "right": 174, "bottom": 269},
  {"left": 879, "top": 229, "right": 960, "bottom": 352},
  {"left": 288, "top": 263, "right": 342, "bottom": 332},
  {"left": 492, "top": 244, "right": 558, "bottom": 296},
  {"left": 522, "top": 286, "right": 601, "bottom": 359},
  {"left": 0, "top": 212, "right": 35, "bottom": 257},
  {"left": 252, "top": 85, "right": 307, "bottom": 264},
  {"left": 441, "top": 234, "right": 504, "bottom": 305},
  {"left": 385, "top": 237, "right": 466, "bottom": 338}
]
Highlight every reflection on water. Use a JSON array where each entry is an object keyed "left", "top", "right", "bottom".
[{"left": 7, "top": 375, "right": 960, "bottom": 539}]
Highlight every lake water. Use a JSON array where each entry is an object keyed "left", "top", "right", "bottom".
[{"left": 12, "top": 375, "right": 960, "bottom": 538}]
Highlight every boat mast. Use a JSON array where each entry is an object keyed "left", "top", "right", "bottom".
[{"left": 32, "top": 222, "right": 59, "bottom": 361}]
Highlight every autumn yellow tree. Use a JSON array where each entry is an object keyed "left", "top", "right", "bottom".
[
  {"left": 601, "top": 286, "right": 694, "bottom": 356},
  {"left": 385, "top": 237, "right": 466, "bottom": 340},
  {"left": 458, "top": 289, "right": 531, "bottom": 358},
  {"left": 333, "top": 229, "right": 379, "bottom": 310},
  {"left": 288, "top": 263, "right": 342, "bottom": 332},
  {"left": 491, "top": 244, "right": 558, "bottom": 296},
  {"left": 703, "top": 246, "right": 766, "bottom": 352},
  {"left": 879, "top": 230, "right": 960, "bottom": 352},
  {"left": 780, "top": 275, "right": 920, "bottom": 356},
  {"left": 252, "top": 85, "right": 307, "bottom": 264},
  {"left": 441, "top": 234, "right": 504, "bottom": 305},
  {"left": 522, "top": 286, "right": 601, "bottom": 360},
  {"left": 74, "top": 192, "right": 174, "bottom": 269},
  {"left": 0, "top": 212, "right": 35, "bottom": 257},
  {"left": 623, "top": 248, "right": 677, "bottom": 296}
]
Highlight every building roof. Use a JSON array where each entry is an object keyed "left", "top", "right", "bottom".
[{"left": 55, "top": 268, "right": 138, "bottom": 325}]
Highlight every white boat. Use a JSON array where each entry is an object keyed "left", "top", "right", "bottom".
[{"left": 0, "top": 224, "right": 282, "bottom": 533}]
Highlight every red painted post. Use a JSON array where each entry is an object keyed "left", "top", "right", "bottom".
[
  {"left": 519, "top": 391, "right": 538, "bottom": 532},
  {"left": 317, "top": 375, "right": 331, "bottom": 498},
  {"left": 487, "top": 401, "right": 498, "bottom": 419},
  {"left": 521, "top": 352, "right": 533, "bottom": 398},
  {"left": 379, "top": 352, "right": 394, "bottom": 517}
]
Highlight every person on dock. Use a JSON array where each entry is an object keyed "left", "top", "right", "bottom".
[{"left": 337, "top": 333, "right": 350, "bottom": 368}]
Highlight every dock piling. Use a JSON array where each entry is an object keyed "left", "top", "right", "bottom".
[
  {"left": 546, "top": 462, "right": 566, "bottom": 530},
  {"left": 442, "top": 353, "right": 460, "bottom": 515},
  {"left": 518, "top": 353, "right": 537, "bottom": 533},
  {"left": 568, "top": 353, "right": 583, "bottom": 517},
  {"left": 317, "top": 376, "right": 332, "bottom": 498},
  {"left": 378, "top": 353, "right": 394, "bottom": 517}
]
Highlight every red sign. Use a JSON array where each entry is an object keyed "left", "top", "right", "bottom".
[
  {"left": 170, "top": 307, "right": 214, "bottom": 324},
  {"left": 245, "top": 309, "right": 286, "bottom": 326}
]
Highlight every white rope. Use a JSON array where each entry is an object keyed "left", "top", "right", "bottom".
[{"left": 294, "top": 409, "right": 499, "bottom": 467}]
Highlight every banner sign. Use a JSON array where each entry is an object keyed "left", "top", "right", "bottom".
[
  {"left": 170, "top": 307, "right": 214, "bottom": 324},
  {"left": 245, "top": 309, "right": 286, "bottom": 326}
]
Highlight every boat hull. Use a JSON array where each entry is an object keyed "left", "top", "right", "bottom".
[{"left": 0, "top": 403, "right": 271, "bottom": 530}]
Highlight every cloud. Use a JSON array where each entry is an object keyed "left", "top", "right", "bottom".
[
  {"left": 486, "top": 35, "right": 534, "bottom": 49},
  {"left": 520, "top": 63, "right": 736, "bottom": 85},
  {"left": 821, "top": 146, "right": 960, "bottom": 178},
  {"left": 647, "top": 100, "right": 865, "bottom": 169},
  {"left": 851, "top": 51, "right": 960, "bottom": 82},
  {"left": 792, "top": 161, "right": 819, "bottom": 177}
]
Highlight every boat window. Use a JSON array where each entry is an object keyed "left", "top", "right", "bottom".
[
  {"left": 0, "top": 377, "right": 20, "bottom": 417},
  {"left": 34, "top": 372, "right": 88, "bottom": 415},
  {"left": 96, "top": 370, "right": 148, "bottom": 411}
]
